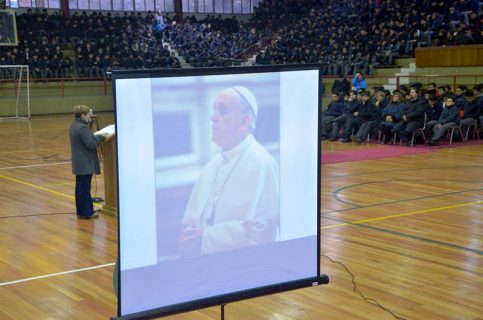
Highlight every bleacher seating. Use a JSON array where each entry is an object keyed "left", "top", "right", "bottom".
[{"left": 0, "top": 0, "right": 481, "bottom": 79}]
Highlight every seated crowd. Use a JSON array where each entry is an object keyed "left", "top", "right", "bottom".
[
  {"left": 254, "top": 0, "right": 482, "bottom": 75},
  {"left": 0, "top": 0, "right": 481, "bottom": 79},
  {"left": 162, "top": 15, "right": 260, "bottom": 67},
  {"left": 321, "top": 78, "right": 483, "bottom": 147},
  {"left": 0, "top": 8, "right": 181, "bottom": 79}
]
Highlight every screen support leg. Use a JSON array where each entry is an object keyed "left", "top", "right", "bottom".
[{"left": 221, "top": 304, "right": 225, "bottom": 320}]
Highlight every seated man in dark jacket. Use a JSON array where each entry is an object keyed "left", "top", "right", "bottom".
[
  {"left": 426, "top": 94, "right": 443, "bottom": 123},
  {"left": 331, "top": 74, "right": 351, "bottom": 97},
  {"left": 428, "top": 96, "right": 460, "bottom": 146},
  {"left": 352, "top": 91, "right": 384, "bottom": 144},
  {"left": 424, "top": 94, "right": 444, "bottom": 135},
  {"left": 330, "top": 90, "right": 360, "bottom": 141},
  {"left": 392, "top": 87, "right": 428, "bottom": 146},
  {"left": 341, "top": 91, "right": 376, "bottom": 143},
  {"left": 459, "top": 89, "right": 481, "bottom": 137},
  {"left": 321, "top": 93, "right": 345, "bottom": 140}
]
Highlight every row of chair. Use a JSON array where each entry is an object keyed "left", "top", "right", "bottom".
[{"left": 378, "top": 117, "right": 481, "bottom": 147}]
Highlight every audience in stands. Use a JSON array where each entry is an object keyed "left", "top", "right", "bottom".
[
  {"left": 254, "top": 0, "right": 481, "bottom": 74},
  {"left": 163, "top": 15, "right": 259, "bottom": 67},
  {"left": 0, "top": 8, "right": 180, "bottom": 79},
  {"left": 0, "top": 0, "right": 481, "bottom": 79}
]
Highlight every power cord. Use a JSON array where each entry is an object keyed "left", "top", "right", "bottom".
[
  {"left": 92, "top": 174, "right": 104, "bottom": 203},
  {"left": 0, "top": 154, "right": 71, "bottom": 162},
  {"left": 0, "top": 127, "right": 72, "bottom": 162},
  {"left": 321, "top": 254, "right": 408, "bottom": 320},
  {"left": 0, "top": 212, "right": 74, "bottom": 219}
]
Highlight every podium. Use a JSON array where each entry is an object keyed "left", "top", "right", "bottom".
[
  {"left": 95, "top": 124, "right": 117, "bottom": 216},
  {"left": 102, "top": 135, "right": 117, "bottom": 215}
]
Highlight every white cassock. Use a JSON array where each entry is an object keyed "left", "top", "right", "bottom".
[{"left": 183, "top": 134, "right": 279, "bottom": 255}]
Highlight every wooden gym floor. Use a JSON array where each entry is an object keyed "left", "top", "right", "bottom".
[{"left": 0, "top": 113, "right": 481, "bottom": 320}]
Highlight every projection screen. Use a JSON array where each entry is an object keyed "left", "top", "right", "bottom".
[{"left": 113, "top": 65, "right": 322, "bottom": 319}]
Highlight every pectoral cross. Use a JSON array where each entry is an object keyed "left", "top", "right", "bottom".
[{"left": 206, "top": 206, "right": 215, "bottom": 226}]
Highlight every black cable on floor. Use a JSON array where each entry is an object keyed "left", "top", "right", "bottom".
[
  {"left": 321, "top": 254, "right": 408, "bottom": 320},
  {"left": 0, "top": 212, "right": 75, "bottom": 219},
  {"left": 0, "top": 127, "right": 72, "bottom": 162},
  {"left": 0, "top": 153, "right": 70, "bottom": 162}
]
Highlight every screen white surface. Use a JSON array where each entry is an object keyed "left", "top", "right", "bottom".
[
  {"left": 116, "top": 69, "right": 320, "bottom": 317},
  {"left": 116, "top": 79, "right": 157, "bottom": 270}
]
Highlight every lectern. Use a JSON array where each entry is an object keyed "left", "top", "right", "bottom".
[
  {"left": 102, "top": 135, "right": 117, "bottom": 215},
  {"left": 95, "top": 124, "right": 117, "bottom": 215}
]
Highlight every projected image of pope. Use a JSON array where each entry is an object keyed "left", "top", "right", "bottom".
[{"left": 180, "top": 86, "right": 280, "bottom": 256}]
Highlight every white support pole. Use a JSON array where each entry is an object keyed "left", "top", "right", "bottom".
[
  {"left": 26, "top": 65, "right": 30, "bottom": 119},
  {"left": 16, "top": 66, "right": 22, "bottom": 118},
  {"left": 0, "top": 65, "right": 31, "bottom": 120}
]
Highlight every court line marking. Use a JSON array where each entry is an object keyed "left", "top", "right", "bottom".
[
  {"left": 321, "top": 200, "right": 483, "bottom": 230},
  {"left": 41, "top": 181, "right": 75, "bottom": 187},
  {"left": 3, "top": 202, "right": 480, "bottom": 286},
  {"left": 0, "top": 161, "right": 70, "bottom": 171},
  {"left": 323, "top": 164, "right": 483, "bottom": 178},
  {"left": 322, "top": 215, "right": 483, "bottom": 256},
  {"left": 0, "top": 263, "right": 116, "bottom": 287},
  {"left": 2, "top": 200, "right": 479, "bottom": 286},
  {"left": 324, "top": 187, "right": 483, "bottom": 215},
  {"left": 0, "top": 147, "right": 68, "bottom": 155},
  {"left": 0, "top": 173, "right": 75, "bottom": 200},
  {"left": 331, "top": 178, "right": 483, "bottom": 207},
  {"left": 0, "top": 173, "right": 102, "bottom": 209},
  {"left": 0, "top": 162, "right": 480, "bottom": 284}
]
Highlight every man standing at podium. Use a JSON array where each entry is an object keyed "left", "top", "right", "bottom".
[
  {"left": 69, "top": 105, "right": 106, "bottom": 219},
  {"left": 180, "top": 86, "right": 280, "bottom": 256}
]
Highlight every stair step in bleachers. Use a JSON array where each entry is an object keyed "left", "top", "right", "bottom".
[
  {"left": 383, "top": 84, "right": 397, "bottom": 91},
  {"left": 388, "top": 77, "right": 410, "bottom": 85}
]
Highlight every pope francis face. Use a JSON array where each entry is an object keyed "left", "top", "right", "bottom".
[{"left": 211, "top": 88, "right": 253, "bottom": 151}]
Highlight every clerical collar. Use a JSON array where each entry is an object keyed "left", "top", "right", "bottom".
[{"left": 222, "top": 134, "right": 254, "bottom": 161}]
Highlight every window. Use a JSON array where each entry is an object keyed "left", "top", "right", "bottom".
[
  {"left": 48, "top": 0, "right": 60, "bottom": 8},
  {"left": 252, "top": 0, "right": 260, "bottom": 11},
  {"left": 7, "top": 0, "right": 257, "bottom": 13},
  {"left": 9, "top": 0, "right": 20, "bottom": 8},
  {"left": 182, "top": 0, "right": 196, "bottom": 13},
  {"left": 241, "top": 0, "right": 250, "bottom": 13},
  {"left": 214, "top": 0, "right": 222, "bottom": 13},
  {"left": 68, "top": 0, "right": 78, "bottom": 9},
  {"left": 77, "top": 0, "right": 89, "bottom": 9},
  {"left": 145, "top": 0, "right": 154, "bottom": 12},
  {"left": 164, "top": 0, "right": 174, "bottom": 12},
  {"left": 155, "top": 0, "right": 165, "bottom": 12},
  {"left": 113, "top": 0, "right": 123, "bottom": 10},
  {"left": 223, "top": 0, "right": 232, "bottom": 13},
  {"left": 90, "top": 0, "right": 100, "bottom": 10},
  {"left": 101, "top": 0, "right": 112, "bottom": 10},
  {"left": 233, "top": 0, "right": 242, "bottom": 14},
  {"left": 135, "top": 0, "right": 145, "bottom": 11},
  {"left": 19, "top": 0, "right": 33, "bottom": 7},
  {"left": 203, "top": 0, "right": 213, "bottom": 13},
  {"left": 123, "top": 0, "right": 133, "bottom": 11}
]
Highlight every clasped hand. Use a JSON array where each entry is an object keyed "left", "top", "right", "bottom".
[{"left": 179, "top": 224, "right": 203, "bottom": 257}]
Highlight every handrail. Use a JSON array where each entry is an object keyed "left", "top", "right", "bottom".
[
  {"left": 234, "top": 36, "right": 274, "bottom": 61},
  {"left": 1, "top": 74, "right": 481, "bottom": 99},
  {"left": 0, "top": 76, "right": 111, "bottom": 98},
  {"left": 234, "top": 42, "right": 259, "bottom": 60},
  {"left": 323, "top": 74, "right": 483, "bottom": 93}
]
